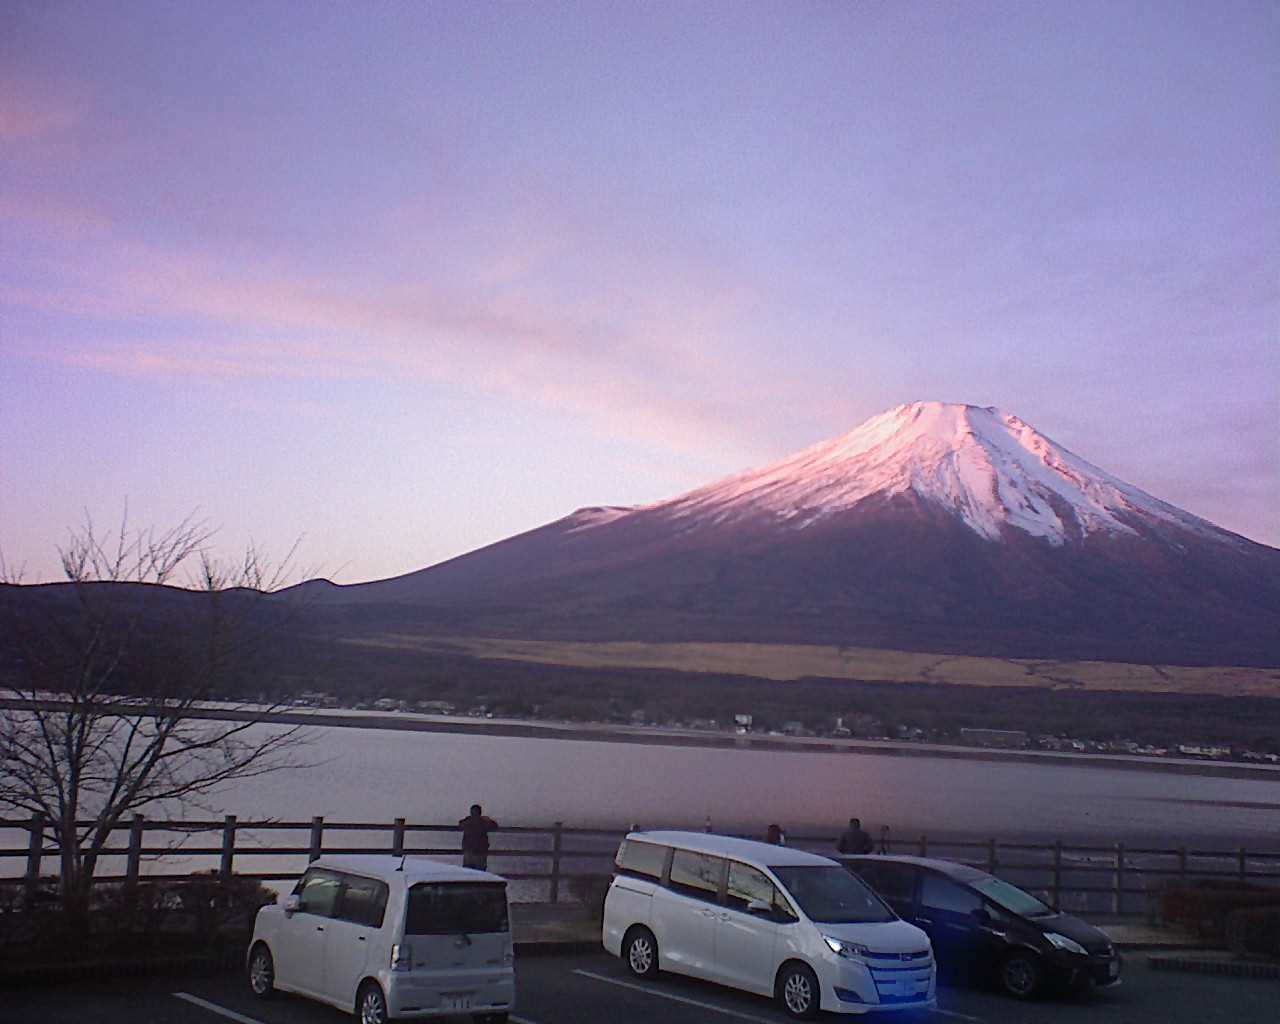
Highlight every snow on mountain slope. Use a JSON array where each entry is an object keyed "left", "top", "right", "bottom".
[{"left": 592, "top": 401, "right": 1236, "bottom": 547}]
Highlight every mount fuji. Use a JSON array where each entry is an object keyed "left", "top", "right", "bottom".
[{"left": 303, "top": 402, "right": 1280, "bottom": 665}]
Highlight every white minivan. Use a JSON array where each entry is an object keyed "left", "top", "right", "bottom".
[
  {"left": 603, "top": 831, "right": 936, "bottom": 1018},
  {"left": 247, "top": 855, "right": 515, "bottom": 1023}
]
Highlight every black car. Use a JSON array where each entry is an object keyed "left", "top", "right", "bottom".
[{"left": 839, "top": 855, "right": 1121, "bottom": 999}]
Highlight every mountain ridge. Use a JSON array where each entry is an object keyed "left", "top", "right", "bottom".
[{"left": 288, "top": 402, "right": 1279, "bottom": 667}]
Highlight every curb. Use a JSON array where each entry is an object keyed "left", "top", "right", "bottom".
[
  {"left": 1113, "top": 942, "right": 1213, "bottom": 952},
  {"left": 1148, "top": 955, "right": 1280, "bottom": 980}
]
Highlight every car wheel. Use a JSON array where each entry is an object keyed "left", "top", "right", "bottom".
[
  {"left": 778, "top": 962, "right": 821, "bottom": 1020},
  {"left": 247, "top": 944, "right": 274, "bottom": 1000},
  {"left": 623, "top": 926, "right": 659, "bottom": 979},
  {"left": 356, "top": 980, "right": 390, "bottom": 1024},
  {"left": 1000, "top": 950, "right": 1043, "bottom": 999}
]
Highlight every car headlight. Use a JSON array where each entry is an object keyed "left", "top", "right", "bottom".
[
  {"left": 1044, "top": 932, "right": 1087, "bottom": 955},
  {"left": 824, "top": 936, "right": 871, "bottom": 960}
]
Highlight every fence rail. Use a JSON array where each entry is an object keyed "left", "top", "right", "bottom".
[{"left": 3, "top": 815, "right": 1278, "bottom": 917}]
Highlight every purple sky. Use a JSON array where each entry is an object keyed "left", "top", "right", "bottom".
[{"left": 3, "top": 1, "right": 1277, "bottom": 583}]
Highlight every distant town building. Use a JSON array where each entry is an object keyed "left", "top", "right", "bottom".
[
  {"left": 840, "top": 713, "right": 885, "bottom": 737},
  {"left": 960, "top": 727, "right": 1029, "bottom": 749},
  {"left": 1177, "top": 744, "right": 1230, "bottom": 759}
]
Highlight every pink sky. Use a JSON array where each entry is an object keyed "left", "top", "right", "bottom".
[{"left": 2, "top": 2, "right": 1276, "bottom": 583}]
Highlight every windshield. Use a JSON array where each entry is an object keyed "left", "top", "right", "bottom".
[
  {"left": 405, "top": 882, "right": 509, "bottom": 935},
  {"left": 771, "top": 865, "right": 896, "bottom": 924},
  {"left": 971, "top": 876, "right": 1051, "bottom": 918}
]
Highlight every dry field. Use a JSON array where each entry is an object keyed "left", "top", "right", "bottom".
[{"left": 344, "top": 634, "right": 1280, "bottom": 698}]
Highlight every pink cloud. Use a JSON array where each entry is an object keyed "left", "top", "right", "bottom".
[{"left": 0, "top": 77, "right": 83, "bottom": 142}]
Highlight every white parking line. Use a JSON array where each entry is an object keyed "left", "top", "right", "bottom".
[
  {"left": 933, "top": 1009, "right": 986, "bottom": 1023},
  {"left": 573, "top": 969, "right": 782, "bottom": 1023},
  {"left": 174, "top": 991, "right": 538, "bottom": 1024},
  {"left": 172, "top": 993, "right": 266, "bottom": 1024}
]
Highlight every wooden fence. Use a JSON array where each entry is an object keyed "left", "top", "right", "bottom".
[{"left": 3, "top": 815, "right": 1278, "bottom": 917}]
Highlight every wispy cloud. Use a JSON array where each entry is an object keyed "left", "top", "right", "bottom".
[
  {"left": 0, "top": 80, "right": 82, "bottom": 142},
  {"left": 4, "top": 197, "right": 776, "bottom": 458}
]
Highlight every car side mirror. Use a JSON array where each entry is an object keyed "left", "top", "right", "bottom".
[
  {"left": 283, "top": 894, "right": 300, "bottom": 917},
  {"left": 746, "top": 898, "right": 772, "bottom": 915}
]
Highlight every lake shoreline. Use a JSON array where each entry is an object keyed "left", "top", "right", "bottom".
[
  {"left": 207, "top": 704, "right": 1280, "bottom": 781},
  {"left": 9, "top": 696, "right": 1278, "bottom": 780}
]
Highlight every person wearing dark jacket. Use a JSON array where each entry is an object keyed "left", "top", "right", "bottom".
[
  {"left": 836, "top": 817, "right": 875, "bottom": 855},
  {"left": 459, "top": 804, "right": 498, "bottom": 870}
]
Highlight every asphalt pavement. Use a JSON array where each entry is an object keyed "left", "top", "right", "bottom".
[{"left": 5, "top": 949, "right": 1277, "bottom": 1024}]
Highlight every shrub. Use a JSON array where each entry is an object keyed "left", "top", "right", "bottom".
[
  {"left": 1161, "top": 881, "right": 1280, "bottom": 943},
  {"left": 0, "top": 873, "right": 276, "bottom": 963},
  {"left": 1226, "top": 907, "right": 1280, "bottom": 960},
  {"left": 565, "top": 874, "right": 611, "bottom": 918}
]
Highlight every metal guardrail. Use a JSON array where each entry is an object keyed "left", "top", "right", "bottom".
[{"left": 3, "top": 815, "right": 1278, "bottom": 915}]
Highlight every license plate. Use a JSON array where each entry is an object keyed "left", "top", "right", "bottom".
[{"left": 442, "top": 994, "right": 474, "bottom": 1011}]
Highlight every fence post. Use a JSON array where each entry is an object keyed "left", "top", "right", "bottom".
[
  {"left": 392, "top": 818, "right": 406, "bottom": 858},
  {"left": 1113, "top": 842, "right": 1125, "bottom": 915},
  {"left": 1238, "top": 847, "right": 1247, "bottom": 885},
  {"left": 918, "top": 835, "right": 928, "bottom": 857},
  {"left": 549, "top": 822, "right": 564, "bottom": 904},
  {"left": 987, "top": 838, "right": 998, "bottom": 873},
  {"left": 220, "top": 815, "right": 237, "bottom": 877},
  {"left": 309, "top": 816, "right": 325, "bottom": 863},
  {"left": 1051, "top": 840, "right": 1062, "bottom": 910},
  {"left": 125, "top": 814, "right": 145, "bottom": 893},
  {"left": 25, "top": 812, "right": 44, "bottom": 896},
  {"left": 879, "top": 825, "right": 890, "bottom": 854}
]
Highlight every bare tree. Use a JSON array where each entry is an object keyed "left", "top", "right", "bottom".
[{"left": 0, "top": 511, "right": 311, "bottom": 925}]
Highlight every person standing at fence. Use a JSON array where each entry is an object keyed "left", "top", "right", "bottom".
[
  {"left": 765, "top": 823, "right": 787, "bottom": 846},
  {"left": 459, "top": 804, "right": 498, "bottom": 870},
  {"left": 836, "top": 817, "right": 875, "bottom": 855}
]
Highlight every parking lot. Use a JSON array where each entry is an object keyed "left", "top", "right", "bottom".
[{"left": 7, "top": 951, "right": 1277, "bottom": 1024}]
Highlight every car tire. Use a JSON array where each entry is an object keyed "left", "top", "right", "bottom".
[
  {"left": 623, "top": 926, "right": 659, "bottom": 979},
  {"left": 778, "top": 961, "right": 821, "bottom": 1020},
  {"left": 355, "top": 980, "right": 390, "bottom": 1024},
  {"left": 247, "top": 944, "right": 275, "bottom": 1000},
  {"left": 999, "top": 950, "right": 1043, "bottom": 999}
]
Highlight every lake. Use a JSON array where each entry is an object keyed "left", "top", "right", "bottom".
[
  {"left": 207, "top": 721, "right": 1280, "bottom": 845},
  {"left": 5, "top": 721, "right": 1277, "bottom": 889}
]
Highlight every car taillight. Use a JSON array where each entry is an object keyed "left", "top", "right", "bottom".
[{"left": 391, "top": 943, "right": 413, "bottom": 971}]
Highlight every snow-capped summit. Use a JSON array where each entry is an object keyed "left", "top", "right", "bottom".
[
  {"left": 294, "top": 400, "right": 1279, "bottom": 665},
  {"left": 647, "top": 401, "right": 1229, "bottom": 546}
]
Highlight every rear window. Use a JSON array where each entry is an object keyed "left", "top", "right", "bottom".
[
  {"left": 615, "top": 839, "right": 668, "bottom": 881},
  {"left": 405, "top": 882, "right": 509, "bottom": 935}
]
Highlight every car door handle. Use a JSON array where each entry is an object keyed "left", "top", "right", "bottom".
[
  {"left": 916, "top": 917, "right": 933, "bottom": 926},
  {"left": 357, "top": 936, "right": 366, "bottom": 942},
  {"left": 316, "top": 926, "right": 325, "bottom": 932}
]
